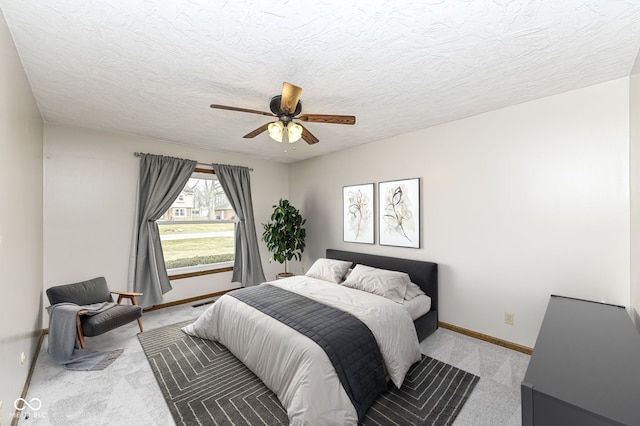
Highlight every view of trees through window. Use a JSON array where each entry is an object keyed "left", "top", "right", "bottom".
[{"left": 158, "top": 171, "right": 235, "bottom": 271}]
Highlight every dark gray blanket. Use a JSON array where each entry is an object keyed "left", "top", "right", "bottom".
[{"left": 229, "top": 284, "right": 387, "bottom": 421}]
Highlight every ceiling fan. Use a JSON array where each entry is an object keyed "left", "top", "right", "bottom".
[{"left": 210, "top": 82, "right": 356, "bottom": 145}]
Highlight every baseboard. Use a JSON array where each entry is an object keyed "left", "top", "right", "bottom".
[
  {"left": 143, "top": 288, "right": 239, "bottom": 312},
  {"left": 41, "top": 298, "right": 532, "bottom": 356},
  {"left": 11, "top": 329, "right": 47, "bottom": 426},
  {"left": 439, "top": 321, "right": 533, "bottom": 355}
]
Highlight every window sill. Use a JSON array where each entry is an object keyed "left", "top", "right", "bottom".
[{"left": 168, "top": 262, "right": 234, "bottom": 280}]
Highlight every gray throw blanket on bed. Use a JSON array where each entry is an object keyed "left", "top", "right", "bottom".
[
  {"left": 229, "top": 284, "right": 388, "bottom": 421},
  {"left": 47, "top": 302, "right": 123, "bottom": 371}
]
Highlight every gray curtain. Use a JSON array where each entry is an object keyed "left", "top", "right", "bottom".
[
  {"left": 130, "top": 154, "right": 197, "bottom": 308},
  {"left": 212, "top": 163, "right": 266, "bottom": 286}
]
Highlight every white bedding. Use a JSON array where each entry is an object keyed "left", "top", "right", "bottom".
[
  {"left": 182, "top": 275, "right": 422, "bottom": 425},
  {"left": 403, "top": 293, "right": 432, "bottom": 320}
]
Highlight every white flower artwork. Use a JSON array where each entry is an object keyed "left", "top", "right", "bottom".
[
  {"left": 379, "top": 178, "right": 420, "bottom": 248},
  {"left": 343, "top": 183, "right": 374, "bottom": 244}
]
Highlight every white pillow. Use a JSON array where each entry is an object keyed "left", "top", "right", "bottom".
[
  {"left": 342, "top": 268, "right": 353, "bottom": 282},
  {"left": 404, "top": 281, "right": 426, "bottom": 300},
  {"left": 305, "top": 258, "right": 353, "bottom": 284},
  {"left": 341, "top": 264, "right": 409, "bottom": 303}
]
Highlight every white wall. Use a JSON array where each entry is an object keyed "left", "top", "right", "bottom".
[
  {"left": 43, "top": 124, "right": 289, "bottom": 319},
  {"left": 291, "top": 78, "right": 631, "bottom": 348},
  {"left": 0, "top": 9, "right": 44, "bottom": 422},
  {"left": 630, "top": 51, "right": 640, "bottom": 331}
]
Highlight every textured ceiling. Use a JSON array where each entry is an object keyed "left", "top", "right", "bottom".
[{"left": 2, "top": 1, "right": 640, "bottom": 163}]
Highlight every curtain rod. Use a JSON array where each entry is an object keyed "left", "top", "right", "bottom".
[{"left": 133, "top": 152, "right": 253, "bottom": 171}]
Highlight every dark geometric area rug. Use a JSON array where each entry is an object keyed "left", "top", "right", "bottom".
[{"left": 138, "top": 320, "right": 479, "bottom": 426}]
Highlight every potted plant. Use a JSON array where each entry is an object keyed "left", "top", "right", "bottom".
[{"left": 262, "top": 199, "right": 306, "bottom": 278}]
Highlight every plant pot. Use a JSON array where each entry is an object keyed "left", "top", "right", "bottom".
[{"left": 276, "top": 272, "right": 295, "bottom": 280}]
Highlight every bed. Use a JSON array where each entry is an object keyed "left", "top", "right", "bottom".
[
  {"left": 183, "top": 249, "right": 438, "bottom": 425},
  {"left": 326, "top": 249, "right": 439, "bottom": 342}
]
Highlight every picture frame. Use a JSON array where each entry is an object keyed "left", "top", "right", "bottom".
[
  {"left": 378, "top": 178, "right": 420, "bottom": 248},
  {"left": 343, "top": 183, "right": 375, "bottom": 244}
]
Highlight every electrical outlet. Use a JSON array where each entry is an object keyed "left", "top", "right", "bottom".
[
  {"left": 20, "top": 352, "right": 26, "bottom": 365},
  {"left": 504, "top": 312, "right": 515, "bottom": 325},
  {"left": 0, "top": 399, "right": 3, "bottom": 426}
]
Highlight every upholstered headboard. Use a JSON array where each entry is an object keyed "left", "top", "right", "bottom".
[{"left": 326, "top": 249, "right": 438, "bottom": 312}]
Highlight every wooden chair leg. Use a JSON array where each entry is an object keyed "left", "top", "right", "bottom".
[
  {"left": 131, "top": 296, "right": 144, "bottom": 332},
  {"left": 114, "top": 292, "right": 144, "bottom": 332},
  {"left": 76, "top": 310, "right": 88, "bottom": 349}
]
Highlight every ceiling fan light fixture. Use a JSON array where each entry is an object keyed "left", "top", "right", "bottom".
[
  {"left": 288, "top": 123, "right": 303, "bottom": 143},
  {"left": 210, "top": 82, "right": 355, "bottom": 145},
  {"left": 268, "top": 121, "right": 284, "bottom": 142}
]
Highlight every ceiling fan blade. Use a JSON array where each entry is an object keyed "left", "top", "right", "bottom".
[
  {"left": 298, "top": 124, "right": 319, "bottom": 145},
  {"left": 210, "top": 104, "right": 274, "bottom": 117},
  {"left": 281, "top": 82, "right": 303, "bottom": 113},
  {"left": 243, "top": 123, "right": 270, "bottom": 138},
  {"left": 297, "top": 114, "right": 356, "bottom": 125}
]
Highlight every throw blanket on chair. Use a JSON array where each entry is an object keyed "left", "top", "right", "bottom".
[{"left": 47, "top": 302, "right": 123, "bottom": 371}]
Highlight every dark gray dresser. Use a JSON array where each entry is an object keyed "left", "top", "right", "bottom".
[{"left": 522, "top": 295, "right": 640, "bottom": 426}]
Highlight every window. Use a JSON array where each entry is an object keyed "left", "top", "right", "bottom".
[{"left": 158, "top": 170, "right": 235, "bottom": 276}]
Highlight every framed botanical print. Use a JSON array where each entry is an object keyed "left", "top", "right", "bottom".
[
  {"left": 378, "top": 178, "right": 420, "bottom": 248},
  {"left": 343, "top": 183, "right": 374, "bottom": 244}
]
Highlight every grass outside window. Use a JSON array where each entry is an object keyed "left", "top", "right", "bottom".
[{"left": 159, "top": 222, "right": 235, "bottom": 270}]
